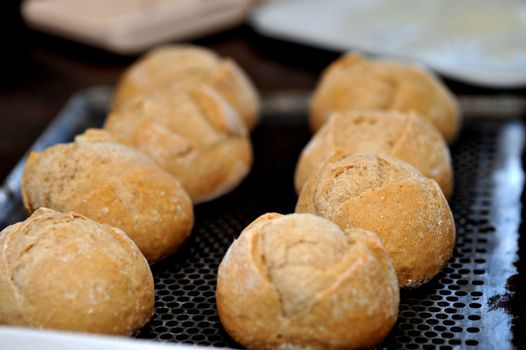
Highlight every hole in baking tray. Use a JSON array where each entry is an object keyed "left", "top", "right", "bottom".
[
  {"left": 426, "top": 319, "right": 440, "bottom": 325},
  {"left": 187, "top": 328, "right": 199, "bottom": 334},
  {"left": 191, "top": 334, "right": 206, "bottom": 341},
  {"left": 417, "top": 324, "right": 430, "bottom": 331},
  {"left": 175, "top": 334, "right": 189, "bottom": 341},
  {"left": 466, "top": 339, "right": 479, "bottom": 346},
  {"left": 424, "top": 331, "right": 438, "bottom": 337},
  {"left": 396, "top": 335, "right": 411, "bottom": 343},
  {"left": 432, "top": 338, "right": 446, "bottom": 345},
  {"left": 415, "top": 337, "right": 427, "bottom": 344},
  {"left": 434, "top": 325, "right": 447, "bottom": 332},
  {"left": 449, "top": 339, "right": 462, "bottom": 346}
]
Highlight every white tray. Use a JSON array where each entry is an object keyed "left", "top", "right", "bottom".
[{"left": 251, "top": 0, "right": 526, "bottom": 88}]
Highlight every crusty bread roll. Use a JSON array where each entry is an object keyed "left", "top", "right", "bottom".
[
  {"left": 0, "top": 208, "right": 154, "bottom": 335},
  {"left": 113, "top": 45, "right": 260, "bottom": 130},
  {"left": 105, "top": 88, "right": 252, "bottom": 204},
  {"left": 296, "top": 153, "right": 455, "bottom": 287},
  {"left": 217, "top": 213, "right": 399, "bottom": 350},
  {"left": 295, "top": 110, "right": 453, "bottom": 197},
  {"left": 310, "top": 54, "right": 461, "bottom": 143},
  {"left": 21, "top": 129, "right": 194, "bottom": 264}
]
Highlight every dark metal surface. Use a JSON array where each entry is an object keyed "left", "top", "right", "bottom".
[{"left": 0, "top": 87, "right": 524, "bottom": 349}]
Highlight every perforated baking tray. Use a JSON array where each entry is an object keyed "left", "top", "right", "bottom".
[{"left": 0, "top": 87, "right": 525, "bottom": 349}]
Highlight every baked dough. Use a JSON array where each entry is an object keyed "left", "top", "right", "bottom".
[
  {"left": 296, "top": 153, "right": 456, "bottom": 287},
  {"left": 21, "top": 129, "right": 194, "bottom": 264},
  {"left": 105, "top": 88, "right": 252, "bottom": 204},
  {"left": 295, "top": 110, "right": 453, "bottom": 197},
  {"left": 0, "top": 208, "right": 154, "bottom": 335},
  {"left": 113, "top": 45, "right": 260, "bottom": 130},
  {"left": 217, "top": 212, "right": 399, "bottom": 350},
  {"left": 310, "top": 54, "right": 461, "bottom": 143}
]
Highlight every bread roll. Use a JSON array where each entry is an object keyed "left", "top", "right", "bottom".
[
  {"left": 105, "top": 88, "right": 252, "bottom": 204},
  {"left": 0, "top": 208, "right": 154, "bottom": 335},
  {"left": 295, "top": 110, "right": 453, "bottom": 197},
  {"left": 310, "top": 54, "right": 461, "bottom": 143},
  {"left": 217, "top": 213, "right": 399, "bottom": 350},
  {"left": 21, "top": 129, "right": 194, "bottom": 264},
  {"left": 296, "top": 153, "right": 455, "bottom": 287},
  {"left": 113, "top": 45, "right": 260, "bottom": 130}
]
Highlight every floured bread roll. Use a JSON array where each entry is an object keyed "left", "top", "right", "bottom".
[
  {"left": 295, "top": 110, "right": 453, "bottom": 197},
  {"left": 217, "top": 213, "right": 399, "bottom": 350},
  {"left": 21, "top": 129, "right": 194, "bottom": 264},
  {"left": 310, "top": 54, "right": 461, "bottom": 143},
  {"left": 105, "top": 88, "right": 252, "bottom": 204},
  {"left": 0, "top": 208, "right": 154, "bottom": 335},
  {"left": 296, "top": 154, "right": 455, "bottom": 287},
  {"left": 113, "top": 45, "right": 260, "bottom": 130}
]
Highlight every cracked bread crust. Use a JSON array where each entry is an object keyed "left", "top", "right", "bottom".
[
  {"left": 0, "top": 208, "right": 154, "bottom": 335},
  {"left": 296, "top": 154, "right": 456, "bottom": 287},
  {"left": 309, "top": 54, "right": 461, "bottom": 143},
  {"left": 216, "top": 213, "right": 399, "bottom": 350},
  {"left": 21, "top": 129, "right": 194, "bottom": 264},
  {"left": 295, "top": 110, "right": 453, "bottom": 198},
  {"left": 105, "top": 88, "right": 253, "bottom": 204},
  {"left": 112, "top": 45, "right": 260, "bottom": 130}
]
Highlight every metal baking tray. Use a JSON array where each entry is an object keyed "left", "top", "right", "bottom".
[{"left": 0, "top": 87, "right": 525, "bottom": 349}]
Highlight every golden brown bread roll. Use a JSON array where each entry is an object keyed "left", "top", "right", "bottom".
[
  {"left": 295, "top": 110, "right": 453, "bottom": 197},
  {"left": 21, "top": 129, "right": 194, "bottom": 264},
  {"left": 0, "top": 208, "right": 154, "bottom": 335},
  {"left": 105, "top": 88, "right": 252, "bottom": 204},
  {"left": 217, "top": 213, "right": 399, "bottom": 350},
  {"left": 113, "top": 45, "right": 260, "bottom": 130},
  {"left": 310, "top": 54, "right": 461, "bottom": 143},
  {"left": 296, "top": 153, "right": 455, "bottom": 287}
]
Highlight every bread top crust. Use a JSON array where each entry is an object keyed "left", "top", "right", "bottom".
[
  {"left": 0, "top": 208, "right": 154, "bottom": 335},
  {"left": 107, "top": 87, "right": 247, "bottom": 148},
  {"left": 217, "top": 213, "right": 399, "bottom": 350},
  {"left": 295, "top": 110, "right": 453, "bottom": 197},
  {"left": 310, "top": 54, "right": 461, "bottom": 143},
  {"left": 112, "top": 45, "right": 260, "bottom": 130}
]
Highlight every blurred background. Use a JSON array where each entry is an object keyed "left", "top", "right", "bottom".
[{"left": 0, "top": 0, "right": 525, "bottom": 182}]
